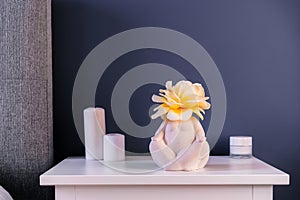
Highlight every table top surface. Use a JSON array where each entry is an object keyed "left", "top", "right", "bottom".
[{"left": 40, "top": 156, "right": 289, "bottom": 186}]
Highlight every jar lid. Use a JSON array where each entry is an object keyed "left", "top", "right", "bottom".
[{"left": 230, "top": 136, "right": 252, "bottom": 146}]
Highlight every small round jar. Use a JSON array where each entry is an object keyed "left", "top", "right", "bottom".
[{"left": 230, "top": 136, "right": 252, "bottom": 159}]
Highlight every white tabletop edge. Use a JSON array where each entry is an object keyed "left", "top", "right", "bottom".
[{"left": 40, "top": 156, "right": 290, "bottom": 186}]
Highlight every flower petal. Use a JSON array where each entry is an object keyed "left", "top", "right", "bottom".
[
  {"left": 199, "top": 101, "right": 211, "bottom": 110},
  {"left": 166, "top": 110, "right": 181, "bottom": 121},
  {"left": 152, "top": 95, "right": 166, "bottom": 103},
  {"left": 174, "top": 80, "right": 191, "bottom": 97},
  {"left": 163, "top": 101, "right": 182, "bottom": 109},
  {"left": 159, "top": 93, "right": 177, "bottom": 103},
  {"left": 193, "top": 109, "right": 204, "bottom": 120},
  {"left": 164, "top": 90, "right": 180, "bottom": 102},
  {"left": 192, "top": 83, "right": 205, "bottom": 97},
  {"left": 153, "top": 105, "right": 161, "bottom": 111},
  {"left": 165, "top": 81, "right": 173, "bottom": 90},
  {"left": 199, "top": 108, "right": 205, "bottom": 114},
  {"left": 180, "top": 109, "right": 193, "bottom": 120},
  {"left": 166, "top": 109, "right": 193, "bottom": 121},
  {"left": 151, "top": 106, "right": 169, "bottom": 119},
  {"left": 180, "top": 86, "right": 195, "bottom": 100}
]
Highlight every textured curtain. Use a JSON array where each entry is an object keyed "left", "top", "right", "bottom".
[{"left": 0, "top": 0, "right": 53, "bottom": 199}]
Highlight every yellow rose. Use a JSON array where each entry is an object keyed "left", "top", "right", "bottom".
[{"left": 151, "top": 80, "right": 211, "bottom": 121}]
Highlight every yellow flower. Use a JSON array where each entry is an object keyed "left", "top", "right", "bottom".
[{"left": 151, "top": 80, "right": 211, "bottom": 121}]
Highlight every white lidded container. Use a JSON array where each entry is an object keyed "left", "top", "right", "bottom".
[{"left": 230, "top": 136, "right": 252, "bottom": 159}]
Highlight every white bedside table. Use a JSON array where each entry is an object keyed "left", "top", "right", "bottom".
[{"left": 40, "top": 156, "right": 289, "bottom": 200}]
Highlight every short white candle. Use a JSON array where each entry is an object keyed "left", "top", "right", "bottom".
[{"left": 103, "top": 133, "right": 125, "bottom": 161}]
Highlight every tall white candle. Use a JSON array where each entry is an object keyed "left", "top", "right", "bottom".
[{"left": 84, "top": 107, "right": 106, "bottom": 160}]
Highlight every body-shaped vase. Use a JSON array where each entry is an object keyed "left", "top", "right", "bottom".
[{"left": 149, "top": 116, "right": 210, "bottom": 171}]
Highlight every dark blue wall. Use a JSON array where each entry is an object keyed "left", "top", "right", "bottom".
[{"left": 52, "top": 0, "right": 300, "bottom": 199}]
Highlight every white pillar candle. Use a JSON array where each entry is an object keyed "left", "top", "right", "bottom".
[
  {"left": 84, "top": 107, "right": 106, "bottom": 160},
  {"left": 103, "top": 133, "right": 125, "bottom": 161}
]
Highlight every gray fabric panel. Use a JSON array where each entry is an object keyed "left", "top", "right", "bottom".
[{"left": 0, "top": 0, "right": 53, "bottom": 199}]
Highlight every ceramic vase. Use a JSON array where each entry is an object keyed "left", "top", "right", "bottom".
[{"left": 149, "top": 116, "right": 210, "bottom": 171}]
